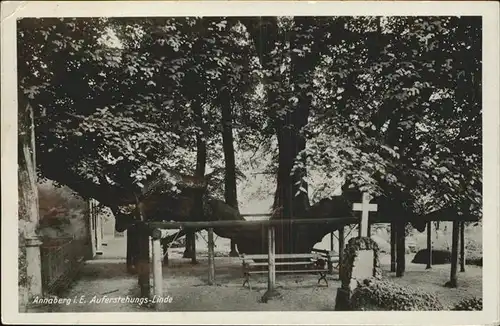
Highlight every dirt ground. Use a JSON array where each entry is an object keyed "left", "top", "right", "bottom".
[{"left": 27, "top": 235, "right": 482, "bottom": 312}]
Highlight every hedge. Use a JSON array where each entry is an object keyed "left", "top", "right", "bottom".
[
  {"left": 350, "top": 279, "right": 444, "bottom": 311},
  {"left": 452, "top": 297, "right": 482, "bottom": 311},
  {"left": 412, "top": 249, "right": 451, "bottom": 265}
]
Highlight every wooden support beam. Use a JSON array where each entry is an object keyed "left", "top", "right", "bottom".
[
  {"left": 390, "top": 223, "right": 397, "bottom": 273},
  {"left": 446, "top": 221, "right": 460, "bottom": 288},
  {"left": 426, "top": 221, "right": 432, "bottom": 269},
  {"left": 147, "top": 216, "right": 358, "bottom": 230},
  {"left": 460, "top": 221, "right": 466, "bottom": 273},
  {"left": 151, "top": 231, "right": 163, "bottom": 311},
  {"left": 207, "top": 228, "right": 215, "bottom": 285}
]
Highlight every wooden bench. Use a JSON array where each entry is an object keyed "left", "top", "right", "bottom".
[
  {"left": 241, "top": 253, "right": 330, "bottom": 290},
  {"left": 311, "top": 248, "right": 340, "bottom": 274}
]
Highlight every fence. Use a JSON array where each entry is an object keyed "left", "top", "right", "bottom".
[{"left": 40, "top": 237, "right": 88, "bottom": 294}]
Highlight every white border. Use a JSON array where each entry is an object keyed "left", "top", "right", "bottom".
[{"left": 2, "top": 1, "right": 499, "bottom": 325}]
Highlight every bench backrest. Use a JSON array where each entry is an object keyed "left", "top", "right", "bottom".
[
  {"left": 311, "top": 248, "right": 337, "bottom": 257},
  {"left": 241, "top": 253, "right": 317, "bottom": 260}
]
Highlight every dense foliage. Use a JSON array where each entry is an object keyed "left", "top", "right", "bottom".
[
  {"left": 452, "top": 296, "right": 483, "bottom": 310},
  {"left": 350, "top": 279, "right": 444, "bottom": 311},
  {"left": 18, "top": 16, "right": 482, "bottom": 223}
]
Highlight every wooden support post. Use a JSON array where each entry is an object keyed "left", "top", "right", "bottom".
[
  {"left": 446, "top": 221, "right": 459, "bottom": 287},
  {"left": 207, "top": 228, "right": 215, "bottom": 285},
  {"left": 268, "top": 226, "right": 276, "bottom": 291},
  {"left": 460, "top": 221, "right": 466, "bottom": 272},
  {"left": 426, "top": 221, "right": 432, "bottom": 269},
  {"left": 390, "top": 223, "right": 397, "bottom": 273},
  {"left": 396, "top": 221, "right": 406, "bottom": 277},
  {"left": 137, "top": 228, "right": 151, "bottom": 298},
  {"left": 151, "top": 229, "right": 163, "bottom": 310},
  {"left": 261, "top": 226, "right": 280, "bottom": 302}
]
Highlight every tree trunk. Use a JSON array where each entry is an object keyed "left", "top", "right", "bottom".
[
  {"left": 137, "top": 225, "right": 150, "bottom": 298},
  {"left": 338, "top": 227, "right": 345, "bottom": 271},
  {"left": 446, "top": 221, "right": 460, "bottom": 287},
  {"left": 390, "top": 222, "right": 397, "bottom": 272},
  {"left": 459, "top": 221, "right": 465, "bottom": 272},
  {"left": 396, "top": 221, "right": 406, "bottom": 277},
  {"left": 426, "top": 221, "right": 432, "bottom": 269},
  {"left": 183, "top": 99, "right": 206, "bottom": 262},
  {"left": 126, "top": 224, "right": 139, "bottom": 274},
  {"left": 221, "top": 92, "right": 240, "bottom": 257},
  {"left": 272, "top": 101, "right": 310, "bottom": 253}
]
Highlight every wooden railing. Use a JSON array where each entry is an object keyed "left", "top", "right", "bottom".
[{"left": 40, "top": 237, "right": 87, "bottom": 294}]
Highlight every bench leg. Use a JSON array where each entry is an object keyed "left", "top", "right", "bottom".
[
  {"left": 242, "top": 272, "right": 251, "bottom": 290},
  {"left": 318, "top": 272, "right": 328, "bottom": 287}
]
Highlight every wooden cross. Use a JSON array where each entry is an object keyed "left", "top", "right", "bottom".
[{"left": 353, "top": 192, "right": 378, "bottom": 237}]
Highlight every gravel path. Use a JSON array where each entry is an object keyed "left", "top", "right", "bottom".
[{"left": 28, "top": 236, "right": 481, "bottom": 312}]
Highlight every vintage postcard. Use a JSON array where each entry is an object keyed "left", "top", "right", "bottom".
[{"left": 1, "top": 1, "right": 499, "bottom": 325}]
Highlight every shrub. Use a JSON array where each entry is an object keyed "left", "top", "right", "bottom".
[
  {"left": 465, "top": 256, "right": 482, "bottom": 266},
  {"left": 18, "top": 229, "right": 29, "bottom": 287},
  {"left": 452, "top": 297, "right": 482, "bottom": 311},
  {"left": 350, "top": 279, "right": 444, "bottom": 311},
  {"left": 412, "top": 249, "right": 451, "bottom": 265}
]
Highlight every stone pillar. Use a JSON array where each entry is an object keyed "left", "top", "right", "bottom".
[{"left": 25, "top": 236, "right": 43, "bottom": 296}]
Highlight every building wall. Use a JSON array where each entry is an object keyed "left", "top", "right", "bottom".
[{"left": 37, "top": 179, "right": 89, "bottom": 241}]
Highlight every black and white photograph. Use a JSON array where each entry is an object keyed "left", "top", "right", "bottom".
[{"left": 2, "top": 1, "right": 499, "bottom": 325}]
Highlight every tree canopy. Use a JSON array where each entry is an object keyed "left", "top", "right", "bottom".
[{"left": 18, "top": 16, "right": 482, "bottom": 225}]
